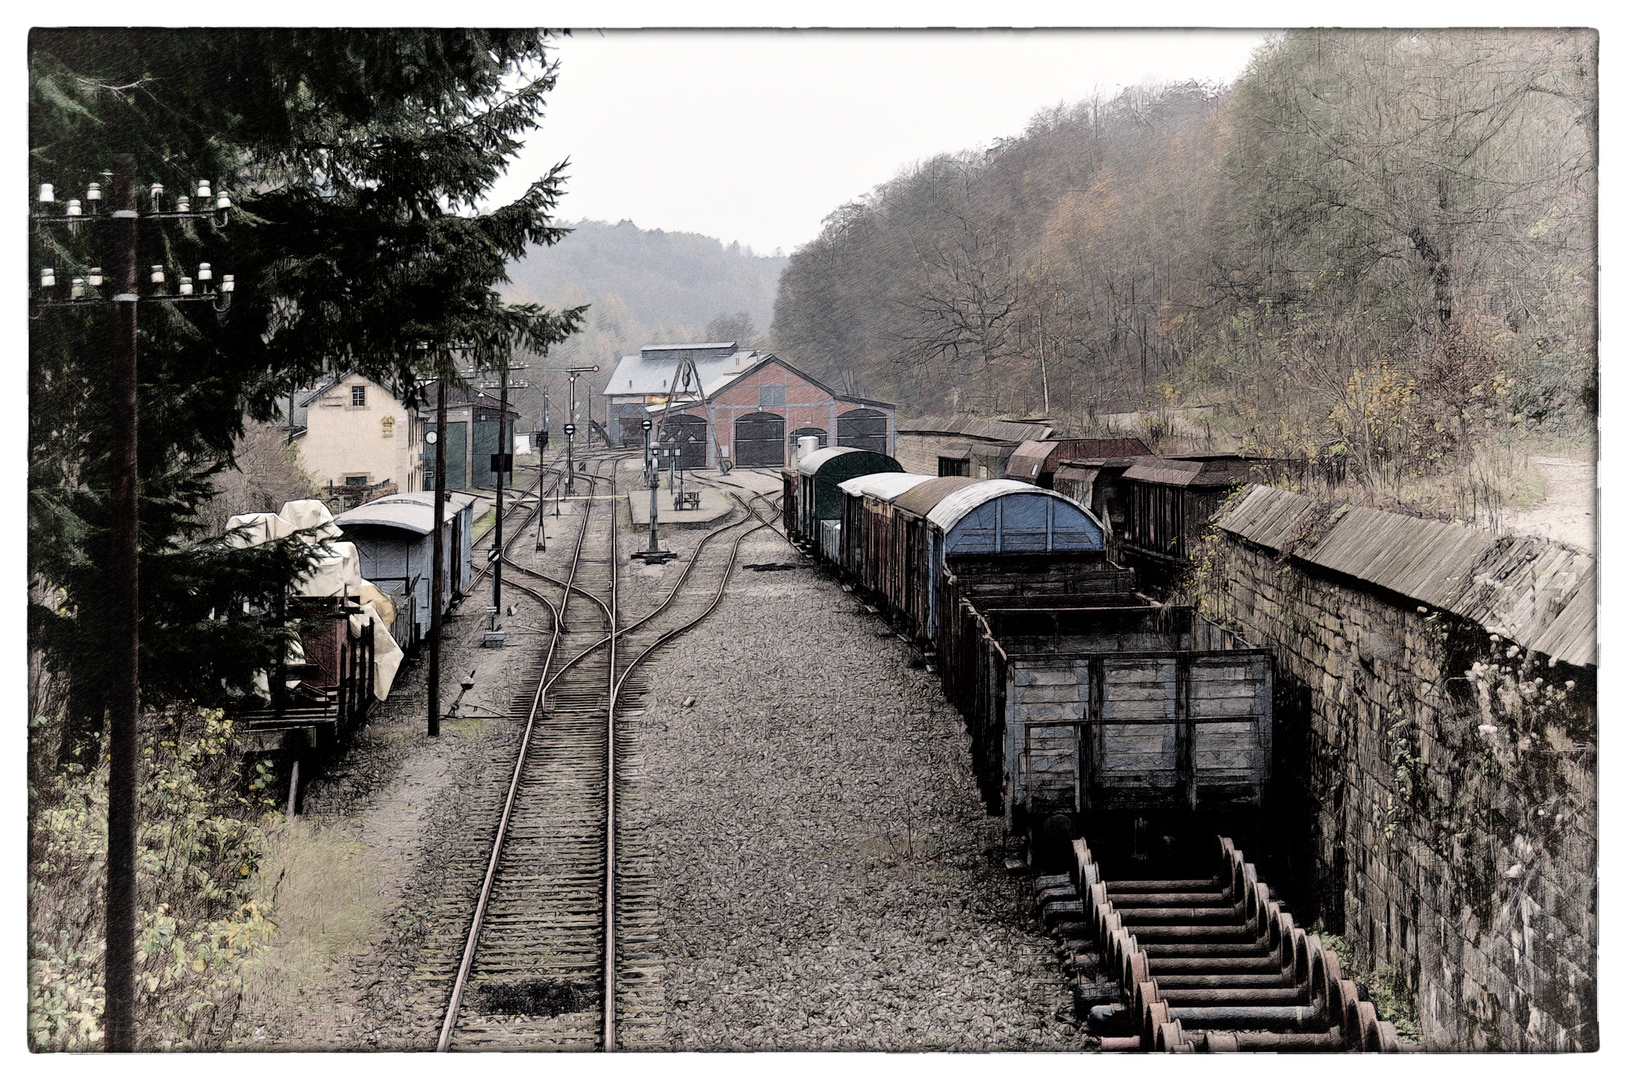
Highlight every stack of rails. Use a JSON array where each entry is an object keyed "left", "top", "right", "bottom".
[{"left": 1034, "top": 835, "right": 1402, "bottom": 1053}]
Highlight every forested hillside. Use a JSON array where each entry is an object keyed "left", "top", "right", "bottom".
[
  {"left": 503, "top": 218, "right": 787, "bottom": 422},
  {"left": 772, "top": 30, "right": 1596, "bottom": 505}
]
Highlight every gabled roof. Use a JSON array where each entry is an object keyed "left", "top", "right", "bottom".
[
  {"left": 608, "top": 347, "right": 759, "bottom": 399},
  {"left": 617, "top": 348, "right": 895, "bottom": 411},
  {"left": 896, "top": 415, "right": 1052, "bottom": 443}
]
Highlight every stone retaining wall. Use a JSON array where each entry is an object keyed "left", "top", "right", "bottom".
[{"left": 1193, "top": 486, "right": 1596, "bottom": 1051}]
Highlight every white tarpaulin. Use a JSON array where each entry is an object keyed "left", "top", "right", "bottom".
[
  {"left": 297, "top": 540, "right": 364, "bottom": 598},
  {"left": 353, "top": 581, "right": 397, "bottom": 629},
  {"left": 225, "top": 511, "right": 295, "bottom": 549},
  {"left": 279, "top": 499, "right": 343, "bottom": 543},
  {"left": 231, "top": 498, "right": 397, "bottom": 702},
  {"left": 349, "top": 601, "right": 404, "bottom": 700}
]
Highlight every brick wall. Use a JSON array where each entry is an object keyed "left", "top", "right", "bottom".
[{"left": 1195, "top": 499, "right": 1597, "bottom": 1051}]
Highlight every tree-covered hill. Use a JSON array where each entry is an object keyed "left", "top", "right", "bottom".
[{"left": 771, "top": 29, "right": 1597, "bottom": 510}]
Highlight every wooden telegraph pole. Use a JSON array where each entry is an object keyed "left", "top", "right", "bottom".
[{"left": 428, "top": 371, "right": 447, "bottom": 737}]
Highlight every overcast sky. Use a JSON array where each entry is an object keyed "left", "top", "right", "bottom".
[{"left": 489, "top": 29, "right": 1272, "bottom": 256}]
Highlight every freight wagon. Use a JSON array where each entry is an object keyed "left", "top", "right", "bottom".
[
  {"left": 816, "top": 468, "right": 1275, "bottom": 833},
  {"left": 837, "top": 472, "right": 934, "bottom": 601},
  {"left": 334, "top": 490, "right": 478, "bottom": 647},
  {"left": 793, "top": 446, "right": 903, "bottom": 560},
  {"left": 945, "top": 598, "right": 1272, "bottom": 828}
]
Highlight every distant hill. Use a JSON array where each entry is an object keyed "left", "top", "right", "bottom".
[
  {"left": 504, "top": 218, "right": 787, "bottom": 343},
  {"left": 500, "top": 218, "right": 788, "bottom": 429}
]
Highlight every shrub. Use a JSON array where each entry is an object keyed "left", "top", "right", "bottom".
[{"left": 28, "top": 707, "right": 278, "bottom": 1051}]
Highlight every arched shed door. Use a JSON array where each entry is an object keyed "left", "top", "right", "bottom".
[
  {"left": 657, "top": 413, "right": 708, "bottom": 465},
  {"left": 837, "top": 408, "right": 889, "bottom": 454},
  {"left": 789, "top": 426, "right": 828, "bottom": 449},
  {"left": 734, "top": 411, "right": 786, "bottom": 467}
]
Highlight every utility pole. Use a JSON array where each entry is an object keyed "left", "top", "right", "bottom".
[
  {"left": 428, "top": 371, "right": 446, "bottom": 737},
  {"left": 31, "top": 159, "right": 235, "bottom": 1052},
  {"left": 562, "top": 364, "right": 598, "bottom": 495},
  {"left": 105, "top": 155, "right": 140, "bottom": 1055},
  {"left": 490, "top": 363, "right": 525, "bottom": 628}
]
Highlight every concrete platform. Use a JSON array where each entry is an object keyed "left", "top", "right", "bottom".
[{"left": 621, "top": 467, "right": 733, "bottom": 529}]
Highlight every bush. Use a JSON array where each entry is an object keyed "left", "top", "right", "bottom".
[{"left": 28, "top": 707, "right": 279, "bottom": 1051}]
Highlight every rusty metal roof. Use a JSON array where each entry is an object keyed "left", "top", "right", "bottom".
[
  {"left": 891, "top": 475, "right": 981, "bottom": 518},
  {"left": 1053, "top": 437, "right": 1152, "bottom": 460},
  {"left": 1122, "top": 455, "right": 1260, "bottom": 488},
  {"left": 1005, "top": 440, "right": 1059, "bottom": 481},
  {"left": 896, "top": 415, "right": 1051, "bottom": 443},
  {"left": 1216, "top": 485, "right": 1595, "bottom": 668}
]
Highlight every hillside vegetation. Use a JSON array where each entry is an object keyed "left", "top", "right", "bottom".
[
  {"left": 503, "top": 219, "right": 787, "bottom": 419},
  {"left": 771, "top": 30, "right": 1596, "bottom": 518}
]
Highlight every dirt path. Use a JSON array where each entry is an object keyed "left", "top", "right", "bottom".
[{"left": 1503, "top": 456, "right": 1596, "bottom": 552}]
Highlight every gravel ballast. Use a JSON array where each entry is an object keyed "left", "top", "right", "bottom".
[{"left": 624, "top": 516, "right": 1081, "bottom": 1051}]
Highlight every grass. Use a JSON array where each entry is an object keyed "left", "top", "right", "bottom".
[{"left": 231, "top": 820, "right": 385, "bottom": 1043}]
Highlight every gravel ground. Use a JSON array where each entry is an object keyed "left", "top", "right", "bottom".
[
  {"left": 626, "top": 519, "right": 1083, "bottom": 1051},
  {"left": 233, "top": 467, "right": 1084, "bottom": 1052}
]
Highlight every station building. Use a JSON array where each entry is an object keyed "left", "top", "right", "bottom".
[{"left": 603, "top": 342, "right": 895, "bottom": 469}]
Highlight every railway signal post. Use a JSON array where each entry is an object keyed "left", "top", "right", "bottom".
[{"left": 631, "top": 416, "right": 673, "bottom": 563}]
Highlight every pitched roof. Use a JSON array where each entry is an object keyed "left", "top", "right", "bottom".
[
  {"left": 1216, "top": 485, "right": 1595, "bottom": 668},
  {"left": 606, "top": 347, "right": 762, "bottom": 399},
  {"left": 896, "top": 415, "right": 1052, "bottom": 443}
]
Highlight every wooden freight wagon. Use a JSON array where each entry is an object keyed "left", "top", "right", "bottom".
[
  {"left": 837, "top": 473, "right": 932, "bottom": 595},
  {"left": 945, "top": 601, "right": 1272, "bottom": 828},
  {"left": 934, "top": 555, "right": 1140, "bottom": 708},
  {"left": 335, "top": 490, "right": 477, "bottom": 647},
  {"left": 915, "top": 480, "right": 1108, "bottom": 641}
]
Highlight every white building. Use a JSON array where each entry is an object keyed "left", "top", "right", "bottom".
[{"left": 297, "top": 373, "right": 425, "bottom": 499}]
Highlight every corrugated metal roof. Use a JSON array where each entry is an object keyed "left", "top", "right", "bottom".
[
  {"left": 837, "top": 473, "right": 934, "bottom": 500},
  {"left": 606, "top": 348, "right": 761, "bottom": 398},
  {"left": 1053, "top": 437, "right": 1152, "bottom": 460},
  {"left": 891, "top": 475, "right": 981, "bottom": 518},
  {"left": 1216, "top": 485, "right": 1594, "bottom": 668},
  {"left": 796, "top": 445, "right": 860, "bottom": 477},
  {"left": 896, "top": 415, "right": 1052, "bottom": 443},
  {"left": 1005, "top": 440, "right": 1058, "bottom": 481},
  {"left": 925, "top": 479, "right": 1037, "bottom": 532}
]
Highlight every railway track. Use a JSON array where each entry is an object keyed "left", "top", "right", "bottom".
[
  {"left": 1034, "top": 833, "right": 1402, "bottom": 1053},
  {"left": 428, "top": 457, "right": 777, "bottom": 1050}
]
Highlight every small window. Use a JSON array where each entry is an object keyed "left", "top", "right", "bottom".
[
  {"left": 351, "top": 385, "right": 367, "bottom": 407},
  {"left": 759, "top": 384, "right": 786, "bottom": 408},
  {"left": 344, "top": 474, "right": 368, "bottom": 486}
]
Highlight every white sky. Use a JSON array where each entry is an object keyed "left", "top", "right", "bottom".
[{"left": 492, "top": 29, "right": 1272, "bottom": 255}]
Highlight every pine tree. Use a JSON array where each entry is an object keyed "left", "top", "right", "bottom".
[{"left": 29, "top": 29, "right": 585, "bottom": 764}]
